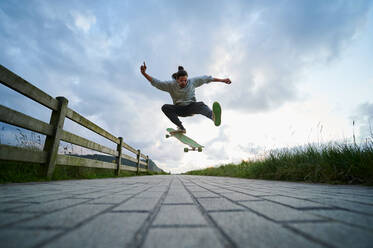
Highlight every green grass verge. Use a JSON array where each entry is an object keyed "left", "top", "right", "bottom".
[
  {"left": 184, "top": 143, "right": 373, "bottom": 185},
  {"left": 0, "top": 161, "right": 168, "bottom": 184}
]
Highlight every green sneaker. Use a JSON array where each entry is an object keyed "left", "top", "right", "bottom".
[{"left": 212, "top": 101, "right": 221, "bottom": 126}]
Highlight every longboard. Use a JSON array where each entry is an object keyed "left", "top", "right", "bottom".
[{"left": 166, "top": 128, "right": 204, "bottom": 152}]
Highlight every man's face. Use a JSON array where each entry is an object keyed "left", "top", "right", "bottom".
[{"left": 177, "top": 76, "right": 188, "bottom": 88}]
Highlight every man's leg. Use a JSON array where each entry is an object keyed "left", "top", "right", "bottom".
[
  {"left": 161, "top": 104, "right": 186, "bottom": 129},
  {"left": 185, "top": 102, "right": 213, "bottom": 120},
  {"left": 185, "top": 102, "right": 221, "bottom": 126}
]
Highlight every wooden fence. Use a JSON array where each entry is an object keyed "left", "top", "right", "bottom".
[{"left": 0, "top": 64, "right": 151, "bottom": 178}]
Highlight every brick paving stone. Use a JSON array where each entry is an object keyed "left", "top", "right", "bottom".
[
  {"left": 209, "top": 211, "right": 324, "bottom": 248},
  {"left": 10, "top": 199, "right": 88, "bottom": 213},
  {"left": 163, "top": 193, "right": 193, "bottom": 204},
  {"left": 219, "top": 192, "right": 262, "bottom": 201},
  {"left": 146, "top": 186, "right": 169, "bottom": 192},
  {"left": 289, "top": 222, "right": 373, "bottom": 248},
  {"left": 260, "top": 195, "right": 330, "bottom": 208},
  {"left": 196, "top": 185, "right": 221, "bottom": 191},
  {"left": 69, "top": 190, "right": 102, "bottom": 196},
  {"left": 165, "top": 189, "right": 189, "bottom": 194},
  {"left": 111, "top": 190, "right": 137, "bottom": 195},
  {"left": 0, "top": 193, "right": 65, "bottom": 203},
  {"left": 153, "top": 205, "right": 208, "bottom": 226},
  {"left": 240, "top": 200, "right": 325, "bottom": 222},
  {"left": 281, "top": 192, "right": 338, "bottom": 199},
  {"left": 70, "top": 192, "right": 110, "bottom": 199},
  {"left": 88, "top": 194, "right": 133, "bottom": 204},
  {"left": 115, "top": 188, "right": 148, "bottom": 195},
  {"left": 16, "top": 204, "right": 111, "bottom": 228},
  {"left": 167, "top": 189, "right": 188, "bottom": 194},
  {"left": 344, "top": 197, "right": 373, "bottom": 205},
  {"left": 109, "top": 189, "right": 135, "bottom": 194},
  {"left": 0, "top": 213, "right": 36, "bottom": 226},
  {"left": 136, "top": 191, "right": 164, "bottom": 198},
  {"left": 306, "top": 209, "right": 373, "bottom": 230},
  {"left": 0, "top": 197, "right": 24, "bottom": 203},
  {"left": 0, "top": 228, "right": 61, "bottom": 248},
  {"left": 142, "top": 228, "right": 224, "bottom": 248},
  {"left": 13, "top": 194, "right": 74, "bottom": 203},
  {"left": 113, "top": 197, "right": 160, "bottom": 211},
  {"left": 308, "top": 198, "right": 373, "bottom": 215},
  {"left": 197, "top": 198, "right": 245, "bottom": 211},
  {"left": 168, "top": 185, "right": 188, "bottom": 190},
  {"left": 191, "top": 191, "right": 220, "bottom": 198},
  {"left": 207, "top": 188, "right": 237, "bottom": 194},
  {"left": 184, "top": 186, "right": 206, "bottom": 192},
  {"left": 217, "top": 186, "right": 239, "bottom": 192},
  {"left": 46, "top": 212, "right": 148, "bottom": 248},
  {"left": 222, "top": 187, "right": 277, "bottom": 196},
  {"left": 0, "top": 203, "right": 33, "bottom": 212}
]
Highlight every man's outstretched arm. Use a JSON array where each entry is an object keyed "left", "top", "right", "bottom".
[
  {"left": 140, "top": 62, "right": 153, "bottom": 82},
  {"left": 212, "top": 77, "right": 232, "bottom": 84},
  {"left": 193, "top": 76, "right": 232, "bottom": 88},
  {"left": 140, "top": 61, "right": 170, "bottom": 92}
]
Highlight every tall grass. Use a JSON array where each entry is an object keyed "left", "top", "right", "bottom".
[{"left": 185, "top": 142, "right": 373, "bottom": 185}]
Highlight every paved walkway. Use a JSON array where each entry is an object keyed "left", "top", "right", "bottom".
[{"left": 0, "top": 175, "right": 372, "bottom": 248}]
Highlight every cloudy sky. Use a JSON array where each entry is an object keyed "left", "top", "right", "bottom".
[{"left": 1, "top": 0, "right": 373, "bottom": 173}]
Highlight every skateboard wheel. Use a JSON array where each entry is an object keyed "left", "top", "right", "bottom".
[
  {"left": 184, "top": 148, "right": 188, "bottom": 152},
  {"left": 198, "top": 147, "right": 202, "bottom": 152},
  {"left": 166, "top": 134, "right": 170, "bottom": 138}
]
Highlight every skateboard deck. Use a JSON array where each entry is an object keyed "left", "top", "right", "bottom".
[{"left": 166, "top": 128, "right": 204, "bottom": 152}]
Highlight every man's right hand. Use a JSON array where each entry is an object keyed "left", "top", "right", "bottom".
[
  {"left": 140, "top": 62, "right": 153, "bottom": 83},
  {"left": 140, "top": 62, "right": 147, "bottom": 74}
]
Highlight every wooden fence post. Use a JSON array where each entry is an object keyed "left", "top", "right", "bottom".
[
  {"left": 136, "top": 149, "right": 141, "bottom": 175},
  {"left": 146, "top": 155, "right": 149, "bottom": 172},
  {"left": 43, "top": 96, "right": 68, "bottom": 179},
  {"left": 116, "top": 137, "right": 123, "bottom": 176}
]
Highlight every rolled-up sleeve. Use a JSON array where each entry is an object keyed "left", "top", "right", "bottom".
[
  {"left": 151, "top": 77, "right": 171, "bottom": 92},
  {"left": 192, "top": 75, "right": 214, "bottom": 88}
]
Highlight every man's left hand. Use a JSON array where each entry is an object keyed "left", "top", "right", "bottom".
[{"left": 223, "top": 78, "right": 232, "bottom": 84}]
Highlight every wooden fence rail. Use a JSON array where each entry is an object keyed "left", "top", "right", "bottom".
[{"left": 0, "top": 64, "right": 152, "bottom": 178}]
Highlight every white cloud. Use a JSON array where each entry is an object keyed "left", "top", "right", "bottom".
[
  {"left": 70, "top": 11, "right": 96, "bottom": 33},
  {"left": 352, "top": 102, "right": 373, "bottom": 142}
]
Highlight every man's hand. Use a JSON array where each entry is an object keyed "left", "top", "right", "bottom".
[
  {"left": 140, "top": 62, "right": 147, "bottom": 74},
  {"left": 212, "top": 77, "right": 232, "bottom": 84},
  {"left": 223, "top": 78, "right": 232, "bottom": 84},
  {"left": 140, "top": 61, "right": 153, "bottom": 83}
]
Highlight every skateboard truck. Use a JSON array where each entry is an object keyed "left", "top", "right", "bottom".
[{"left": 183, "top": 147, "right": 203, "bottom": 152}]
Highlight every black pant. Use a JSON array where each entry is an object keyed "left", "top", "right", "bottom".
[{"left": 161, "top": 102, "right": 212, "bottom": 128}]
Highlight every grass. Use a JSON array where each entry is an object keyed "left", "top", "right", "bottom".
[
  {"left": 0, "top": 160, "right": 167, "bottom": 184},
  {"left": 184, "top": 142, "right": 373, "bottom": 185}
]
